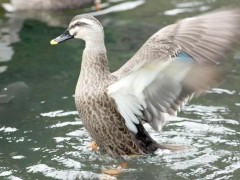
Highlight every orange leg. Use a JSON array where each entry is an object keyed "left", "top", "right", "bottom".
[
  {"left": 88, "top": 141, "right": 99, "bottom": 151},
  {"left": 102, "top": 162, "right": 128, "bottom": 176}
]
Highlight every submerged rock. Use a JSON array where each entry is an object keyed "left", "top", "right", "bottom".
[{"left": 0, "top": 81, "right": 29, "bottom": 104}]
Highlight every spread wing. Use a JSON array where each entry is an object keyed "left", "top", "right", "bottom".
[
  {"left": 112, "top": 9, "right": 240, "bottom": 78},
  {"left": 109, "top": 9, "right": 240, "bottom": 134},
  {"left": 108, "top": 60, "right": 221, "bottom": 133}
]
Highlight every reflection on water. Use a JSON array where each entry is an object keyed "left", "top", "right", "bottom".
[
  {"left": 0, "top": 0, "right": 240, "bottom": 179},
  {"left": 89, "top": 0, "right": 145, "bottom": 16},
  {"left": 163, "top": 1, "right": 210, "bottom": 16},
  {"left": 0, "top": 42, "right": 13, "bottom": 62}
]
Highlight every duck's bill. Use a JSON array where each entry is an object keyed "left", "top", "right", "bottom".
[{"left": 50, "top": 30, "right": 73, "bottom": 45}]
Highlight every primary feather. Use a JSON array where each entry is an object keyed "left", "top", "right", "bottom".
[
  {"left": 113, "top": 9, "right": 240, "bottom": 78},
  {"left": 108, "top": 59, "right": 221, "bottom": 132},
  {"left": 109, "top": 9, "right": 240, "bottom": 134}
]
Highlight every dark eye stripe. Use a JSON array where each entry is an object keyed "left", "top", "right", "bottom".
[{"left": 69, "top": 22, "right": 88, "bottom": 30}]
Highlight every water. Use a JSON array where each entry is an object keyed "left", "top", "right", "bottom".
[{"left": 0, "top": 0, "right": 240, "bottom": 179}]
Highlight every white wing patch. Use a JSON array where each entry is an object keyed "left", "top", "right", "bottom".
[
  {"left": 108, "top": 62, "right": 166, "bottom": 133},
  {"left": 108, "top": 60, "right": 221, "bottom": 134},
  {"left": 111, "top": 93, "right": 141, "bottom": 133},
  {"left": 108, "top": 60, "right": 182, "bottom": 133}
]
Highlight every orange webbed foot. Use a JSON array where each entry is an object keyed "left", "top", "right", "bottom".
[
  {"left": 102, "top": 162, "right": 128, "bottom": 176},
  {"left": 88, "top": 141, "right": 99, "bottom": 151}
]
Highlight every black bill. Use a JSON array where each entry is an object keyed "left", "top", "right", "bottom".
[{"left": 50, "top": 30, "right": 73, "bottom": 45}]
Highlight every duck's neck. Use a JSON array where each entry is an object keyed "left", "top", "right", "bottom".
[{"left": 79, "top": 40, "right": 110, "bottom": 83}]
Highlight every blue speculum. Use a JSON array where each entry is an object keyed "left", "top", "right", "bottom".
[{"left": 176, "top": 52, "right": 194, "bottom": 63}]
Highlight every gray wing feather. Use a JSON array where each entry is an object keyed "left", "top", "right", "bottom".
[
  {"left": 113, "top": 9, "right": 240, "bottom": 78},
  {"left": 109, "top": 9, "right": 240, "bottom": 133}
]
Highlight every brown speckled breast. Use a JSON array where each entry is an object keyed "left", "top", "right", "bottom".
[
  {"left": 74, "top": 50, "right": 144, "bottom": 157},
  {"left": 75, "top": 78, "right": 144, "bottom": 157}
]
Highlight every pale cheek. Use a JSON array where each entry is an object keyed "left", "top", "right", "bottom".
[{"left": 75, "top": 30, "right": 89, "bottom": 40}]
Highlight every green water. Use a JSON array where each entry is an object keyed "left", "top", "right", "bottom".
[{"left": 0, "top": 0, "right": 240, "bottom": 179}]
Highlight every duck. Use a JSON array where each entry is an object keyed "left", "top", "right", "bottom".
[
  {"left": 2, "top": 0, "right": 100, "bottom": 11},
  {"left": 50, "top": 9, "right": 240, "bottom": 158}
]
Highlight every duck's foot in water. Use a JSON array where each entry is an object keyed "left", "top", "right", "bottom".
[
  {"left": 102, "top": 154, "right": 145, "bottom": 176},
  {"left": 88, "top": 141, "right": 99, "bottom": 151},
  {"left": 102, "top": 162, "right": 128, "bottom": 176}
]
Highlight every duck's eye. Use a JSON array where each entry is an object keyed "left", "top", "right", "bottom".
[
  {"left": 69, "top": 22, "right": 88, "bottom": 30},
  {"left": 76, "top": 22, "right": 88, "bottom": 26}
]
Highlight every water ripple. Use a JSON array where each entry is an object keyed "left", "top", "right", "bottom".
[
  {"left": 207, "top": 88, "right": 236, "bottom": 95},
  {"left": 0, "top": 126, "right": 17, "bottom": 133},
  {"left": 27, "top": 164, "right": 116, "bottom": 180},
  {"left": 50, "top": 121, "right": 81, "bottom": 128},
  {"left": 41, "top": 110, "right": 78, "bottom": 118}
]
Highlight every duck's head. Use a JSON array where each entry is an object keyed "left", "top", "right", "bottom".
[{"left": 50, "top": 14, "right": 104, "bottom": 45}]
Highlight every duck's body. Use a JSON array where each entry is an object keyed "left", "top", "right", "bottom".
[
  {"left": 76, "top": 79, "right": 145, "bottom": 157},
  {"left": 75, "top": 49, "right": 137, "bottom": 157},
  {"left": 3, "top": 0, "right": 94, "bottom": 11},
  {"left": 75, "top": 41, "right": 161, "bottom": 157},
  {"left": 51, "top": 10, "right": 240, "bottom": 158}
]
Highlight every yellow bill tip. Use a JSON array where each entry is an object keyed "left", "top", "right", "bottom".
[{"left": 50, "top": 39, "right": 58, "bottom": 45}]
